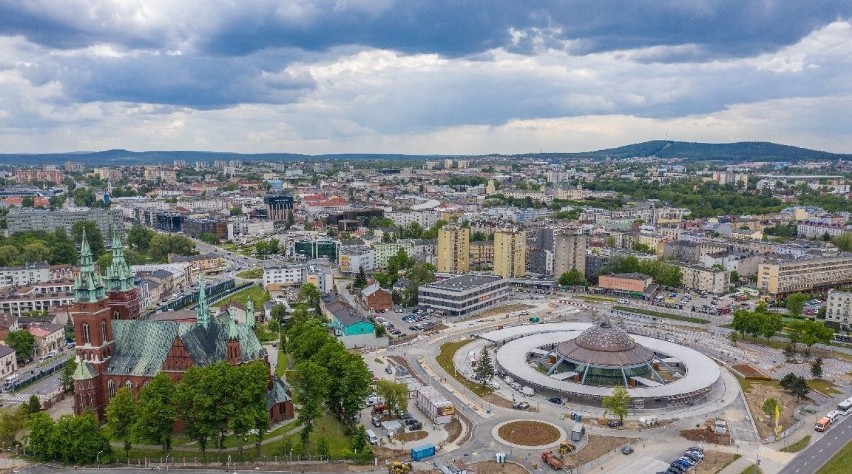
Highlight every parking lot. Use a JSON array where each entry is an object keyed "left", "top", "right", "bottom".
[{"left": 373, "top": 306, "right": 443, "bottom": 339}]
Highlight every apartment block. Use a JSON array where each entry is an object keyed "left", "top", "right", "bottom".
[
  {"left": 7, "top": 208, "right": 123, "bottom": 243},
  {"left": 676, "top": 263, "right": 730, "bottom": 295},
  {"left": 826, "top": 289, "right": 852, "bottom": 330},
  {"left": 385, "top": 210, "right": 441, "bottom": 229},
  {"left": 469, "top": 241, "right": 494, "bottom": 270},
  {"left": 373, "top": 241, "right": 415, "bottom": 270},
  {"left": 0, "top": 263, "right": 51, "bottom": 287},
  {"left": 758, "top": 255, "right": 852, "bottom": 296},
  {"left": 553, "top": 231, "right": 587, "bottom": 277},
  {"left": 437, "top": 225, "right": 470, "bottom": 273},
  {"left": 493, "top": 228, "right": 526, "bottom": 278},
  {"left": 418, "top": 275, "right": 509, "bottom": 317}
]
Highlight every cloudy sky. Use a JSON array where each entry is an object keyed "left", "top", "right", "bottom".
[{"left": 1, "top": 1, "right": 851, "bottom": 155}]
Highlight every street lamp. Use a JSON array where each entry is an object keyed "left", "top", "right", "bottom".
[{"left": 97, "top": 450, "right": 103, "bottom": 470}]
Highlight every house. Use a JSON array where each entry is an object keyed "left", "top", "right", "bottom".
[
  {"left": 218, "top": 300, "right": 256, "bottom": 327},
  {"left": 361, "top": 283, "right": 393, "bottom": 312},
  {"left": 0, "top": 345, "right": 17, "bottom": 379},
  {"left": 321, "top": 297, "right": 375, "bottom": 336},
  {"left": 28, "top": 322, "right": 64, "bottom": 357},
  {"left": 0, "top": 314, "right": 19, "bottom": 343}
]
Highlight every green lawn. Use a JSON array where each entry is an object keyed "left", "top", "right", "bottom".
[
  {"left": 213, "top": 284, "right": 270, "bottom": 308},
  {"left": 236, "top": 267, "right": 263, "bottom": 279},
  {"left": 436, "top": 339, "right": 494, "bottom": 397},
  {"left": 276, "top": 351, "right": 288, "bottom": 377},
  {"left": 612, "top": 305, "right": 710, "bottom": 324},
  {"left": 808, "top": 379, "right": 842, "bottom": 395},
  {"left": 266, "top": 415, "right": 352, "bottom": 458},
  {"left": 817, "top": 439, "right": 852, "bottom": 473},
  {"left": 781, "top": 435, "right": 811, "bottom": 453}
]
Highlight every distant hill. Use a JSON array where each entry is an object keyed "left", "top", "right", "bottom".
[
  {"left": 0, "top": 140, "right": 847, "bottom": 166},
  {"left": 524, "top": 140, "right": 851, "bottom": 162}
]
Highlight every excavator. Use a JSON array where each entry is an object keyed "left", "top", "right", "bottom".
[
  {"left": 559, "top": 440, "right": 576, "bottom": 456},
  {"left": 542, "top": 441, "right": 577, "bottom": 471},
  {"left": 388, "top": 461, "right": 413, "bottom": 474}
]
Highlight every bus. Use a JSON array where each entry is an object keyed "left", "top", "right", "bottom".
[
  {"left": 836, "top": 397, "right": 852, "bottom": 415},
  {"left": 3, "top": 373, "right": 20, "bottom": 391}
]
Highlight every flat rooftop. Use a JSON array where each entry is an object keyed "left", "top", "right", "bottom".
[{"left": 426, "top": 274, "right": 504, "bottom": 292}]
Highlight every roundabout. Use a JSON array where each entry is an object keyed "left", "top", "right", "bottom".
[
  {"left": 484, "top": 322, "right": 722, "bottom": 409},
  {"left": 493, "top": 419, "right": 567, "bottom": 449}
]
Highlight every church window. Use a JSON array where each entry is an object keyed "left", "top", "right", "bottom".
[
  {"left": 113, "top": 311, "right": 120, "bottom": 320},
  {"left": 108, "top": 380, "right": 116, "bottom": 398},
  {"left": 82, "top": 323, "right": 90, "bottom": 344},
  {"left": 101, "top": 320, "right": 107, "bottom": 342},
  {"left": 125, "top": 380, "right": 132, "bottom": 392}
]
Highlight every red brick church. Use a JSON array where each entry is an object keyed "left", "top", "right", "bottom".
[{"left": 71, "top": 232, "right": 293, "bottom": 423}]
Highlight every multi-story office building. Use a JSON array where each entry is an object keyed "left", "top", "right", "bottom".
[
  {"left": 338, "top": 246, "right": 374, "bottom": 274},
  {"left": 758, "top": 254, "right": 852, "bottom": 296},
  {"left": 0, "top": 263, "right": 51, "bottom": 287},
  {"left": 373, "top": 241, "right": 415, "bottom": 270},
  {"left": 553, "top": 231, "right": 587, "bottom": 277},
  {"left": 826, "top": 290, "right": 852, "bottom": 330},
  {"left": 493, "top": 228, "right": 526, "bottom": 278},
  {"left": 263, "top": 193, "right": 294, "bottom": 221},
  {"left": 7, "top": 208, "right": 123, "bottom": 243},
  {"left": 293, "top": 239, "right": 338, "bottom": 261},
  {"left": 437, "top": 225, "right": 470, "bottom": 273},
  {"left": 182, "top": 217, "right": 228, "bottom": 240},
  {"left": 418, "top": 275, "right": 509, "bottom": 317}
]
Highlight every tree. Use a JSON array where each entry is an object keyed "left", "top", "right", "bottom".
[
  {"left": 376, "top": 379, "right": 409, "bottom": 416},
  {"left": 316, "top": 436, "right": 330, "bottom": 459},
  {"left": 353, "top": 266, "right": 368, "bottom": 289},
  {"left": 135, "top": 373, "right": 177, "bottom": 454},
  {"left": 26, "top": 411, "right": 57, "bottom": 461},
  {"left": 22, "top": 242, "right": 51, "bottom": 263},
  {"left": 474, "top": 346, "right": 495, "bottom": 384},
  {"left": 299, "top": 282, "right": 321, "bottom": 310},
  {"left": 761, "top": 398, "right": 779, "bottom": 418},
  {"left": 53, "top": 413, "right": 112, "bottom": 465},
  {"left": 0, "top": 405, "right": 27, "bottom": 450},
  {"left": 150, "top": 234, "right": 197, "bottom": 262},
  {"left": 728, "top": 331, "right": 739, "bottom": 346},
  {"left": 760, "top": 313, "right": 784, "bottom": 339},
  {"left": 198, "top": 232, "right": 219, "bottom": 244},
  {"left": 602, "top": 386, "right": 630, "bottom": 423},
  {"left": 60, "top": 358, "right": 76, "bottom": 393},
  {"left": 27, "top": 396, "right": 42, "bottom": 417},
  {"left": 811, "top": 357, "right": 823, "bottom": 379},
  {"left": 270, "top": 303, "right": 287, "bottom": 322},
  {"left": 127, "top": 224, "right": 155, "bottom": 252},
  {"left": 285, "top": 210, "right": 295, "bottom": 230},
  {"left": 786, "top": 293, "right": 807, "bottom": 318},
  {"left": 558, "top": 269, "right": 587, "bottom": 287},
  {"left": 730, "top": 271, "right": 740, "bottom": 283},
  {"left": 790, "top": 377, "right": 810, "bottom": 402},
  {"left": 6, "top": 330, "right": 35, "bottom": 362},
  {"left": 831, "top": 233, "right": 852, "bottom": 252},
  {"left": 783, "top": 344, "right": 797, "bottom": 362},
  {"left": 106, "top": 387, "right": 137, "bottom": 460},
  {"left": 293, "top": 360, "right": 330, "bottom": 448},
  {"left": 71, "top": 220, "right": 105, "bottom": 258}
]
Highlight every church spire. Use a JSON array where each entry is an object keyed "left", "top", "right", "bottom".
[
  {"left": 196, "top": 275, "right": 209, "bottom": 328},
  {"left": 74, "top": 229, "right": 106, "bottom": 302},
  {"left": 105, "top": 231, "right": 135, "bottom": 292}
]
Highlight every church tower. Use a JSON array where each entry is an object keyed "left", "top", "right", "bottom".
[
  {"left": 196, "top": 275, "right": 210, "bottom": 329},
  {"left": 70, "top": 231, "right": 115, "bottom": 374},
  {"left": 105, "top": 232, "right": 142, "bottom": 320}
]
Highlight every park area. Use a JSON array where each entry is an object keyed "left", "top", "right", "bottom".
[
  {"left": 212, "top": 284, "right": 270, "bottom": 308},
  {"left": 737, "top": 377, "right": 802, "bottom": 440}
]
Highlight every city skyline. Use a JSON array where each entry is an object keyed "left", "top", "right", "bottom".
[{"left": 1, "top": 1, "right": 851, "bottom": 155}]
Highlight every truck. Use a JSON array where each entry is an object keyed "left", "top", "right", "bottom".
[
  {"left": 521, "top": 386, "right": 535, "bottom": 397},
  {"left": 815, "top": 417, "right": 831, "bottom": 432},
  {"left": 571, "top": 423, "right": 586, "bottom": 442},
  {"left": 410, "top": 444, "right": 436, "bottom": 461},
  {"left": 541, "top": 451, "right": 564, "bottom": 470}
]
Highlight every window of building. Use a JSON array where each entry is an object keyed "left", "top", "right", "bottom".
[
  {"left": 108, "top": 380, "right": 116, "bottom": 398},
  {"left": 82, "top": 323, "right": 90, "bottom": 344},
  {"left": 101, "top": 320, "right": 107, "bottom": 342}
]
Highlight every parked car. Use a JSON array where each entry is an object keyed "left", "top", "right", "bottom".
[
  {"left": 548, "top": 397, "right": 563, "bottom": 405},
  {"left": 371, "top": 415, "right": 382, "bottom": 427},
  {"left": 407, "top": 420, "right": 422, "bottom": 431},
  {"left": 512, "top": 401, "right": 530, "bottom": 410},
  {"left": 607, "top": 419, "right": 623, "bottom": 428},
  {"left": 621, "top": 446, "right": 634, "bottom": 455}
]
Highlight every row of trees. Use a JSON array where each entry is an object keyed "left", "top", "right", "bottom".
[
  {"left": 558, "top": 269, "right": 588, "bottom": 287},
  {"left": 104, "top": 362, "right": 271, "bottom": 460},
  {"left": 731, "top": 305, "right": 833, "bottom": 349},
  {"left": 285, "top": 316, "right": 373, "bottom": 448},
  {"left": 602, "top": 255, "right": 683, "bottom": 287}
]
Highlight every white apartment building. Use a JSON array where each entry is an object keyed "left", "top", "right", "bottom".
[
  {"left": 758, "top": 255, "right": 852, "bottom": 296},
  {"left": 338, "top": 246, "right": 374, "bottom": 274},
  {"left": 263, "top": 264, "right": 306, "bottom": 288},
  {"left": 0, "top": 263, "right": 51, "bottom": 287},
  {"left": 227, "top": 218, "right": 275, "bottom": 240},
  {"left": 796, "top": 220, "right": 849, "bottom": 239},
  {"left": 0, "top": 281, "right": 75, "bottom": 317},
  {"left": 0, "top": 345, "right": 17, "bottom": 379},
  {"left": 826, "top": 290, "right": 852, "bottom": 330},
  {"left": 385, "top": 210, "right": 441, "bottom": 229}
]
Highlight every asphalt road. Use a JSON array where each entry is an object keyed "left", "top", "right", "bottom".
[{"left": 778, "top": 412, "right": 852, "bottom": 474}]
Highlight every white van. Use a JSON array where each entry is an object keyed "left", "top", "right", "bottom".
[{"left": 366, "top": 429, "right": 379, "bottom": 445}]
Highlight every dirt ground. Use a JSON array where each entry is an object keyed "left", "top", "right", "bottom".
[
  {"left": 590, "top": 417, "right": 675, "bottom": 431},
  {"left": 444, "top": 418, "right": 463, "bottom": 444},
  {"left": 465, "top": 461, "right": 529, "bottom": 473},
  {"left": 565, "top": 435, "right": 638, "bottom": 467},
  {"left": 468, "top": 303, "right": 536, "bottom": 319},
  {"left": 732, "top": 364, "right": 771, "bottom": 379},
  {"left": 741, "top": 380, "right": 801, "bottom": 440},
  {"left": 498, "top": 421, "right": 561, "bottom": 446},
  {"left": 690, "top": 451, "right": 739, "bottom": 474},
  {"left": 680, "top": 426, "right": 732, "bottom": 445},
  {"left": 395, "top": 431, "right": 428, "bottom": 442}
]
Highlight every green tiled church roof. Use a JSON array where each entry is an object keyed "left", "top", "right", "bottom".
[{"left": 104, "top": 314, "right": 265, "bottom": 377}]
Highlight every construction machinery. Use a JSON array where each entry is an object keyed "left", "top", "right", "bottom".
[
  {"left": 558, "top": 440, "right": 576, "bottom": 457},
  {"left": 388, "top": 460, "right": 413, "bottom": 474},
  {"left": 541, "top": 451, "right": 565, "bottom": 470}
]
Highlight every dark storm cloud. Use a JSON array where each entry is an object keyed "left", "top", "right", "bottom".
[{"left": 2, "top": 1, "right": 850, "bottom": 60}]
